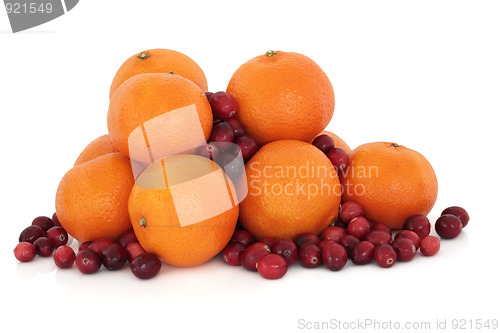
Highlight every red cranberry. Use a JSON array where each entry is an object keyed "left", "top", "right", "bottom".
[
  {"left": 213, "top": 116, "right": 223, "bottom": 125},
  {"left": 125, "top": 242, "right": 146, "bottom": 262},
  {"left": 226, "top": 118, "right": 246, "bottom": 139},
  {"left": 131, "top": 253, "right": 162, "bottom": 279},
  {"left": 321, "top": 226, "right": 346, "bottom": 242},
  {"left": 339, "top": 201, "right": 365, "bottom": 224},
  {"left": 403, "top": 215, "right": 431, "bottom": 239},
  {"left": 196, "top": 143, "right": 220, "bottom": 161},
  {"left": 241, "top": 242, "right": 270, "bottom": 271},
  {"left": 294, "top": 233, "right": 320, "bottom": 248},
  {"left": 319, "top": 240, "right": 338, "bottom": 250},
  {"left": 79, "top": 241, "right": 92, "bottom": 251},
  {"left": 347, "top": 217, "right": 371, "bottom": 239},
  {"left": 209, "top": 91, "right": 238, "bottom": 119},
  {"left": 391, "top": 238, "right": 416, "bottom": 261},
  {"left": 374, "top": 244, "right": 397, "bottom": 268},
  {"left": 53, "top": 246, "right": 76, "bottom": 268},
  {"left": 236, "top": 135, "right": 258, "bottom": 161},
  {"left": 34, "top": 237, "right": 54, "bottom": 257},
  {"left": 327, "top": 147, "right": 349, "bottom": 176},
  {"left": 364, "top": 231, "right": 393, "bottom": 247},
  {"left": 118, "top": 229, "right": 139, "bottom": 248},
  {"left": 231, "top": 230, "right": 256, "bottom": 247},
  {"left": 338, "top": 234, "right": 359, "bottom": 257},
  {"left": 88, "top": 238, "right": 114, "bottom": 258},
  {"left": 46, "top": 226, "right": 68, "bottom": 248},
  {"left": 435, "top": 214, "right": 462, "bottom": 239},
  {"left": 351, "top": 241, "right": 375, "bottom": 265},
  {"left": 14, "top": 242, "right": 36, "bottom": 262},
  {"left": 32, "top": 216, "right": 55, "bottom": 232},
  {"left": 322, "top": 242, "right": 348, "bottom": 271},
  {"left": 371, "top": 223, "right": 392, "bottom": 234},
  {"left": 394, "top": 230, "right": 421, "bottom": 250},
  {"left": 259, "top": 237, "right": 275, "bottom": 248},
  {"left": 442, "top": 206, "right": 469, "bottom": 228},
  {"left": 19, "top": 225, "right": 44, "bottom": 244},
  {"left": 52, "top": 213, "right": 61, "bottom": 226},
  {"left": 205, "top": 91, "right": 213, "bottom": 101},
  {"left": 420, "top": 236, "right": 440, "bottom": 256},
  {"left": 210, "top": 121, "right": 234, "bottom": 143},
  {"left": 222, "top": 242, "right": 246, "bottom": 266},
  {"left": 270, "top": 239, "right": 298, "bottom": 265},
  {"left": 75, "top": 249, "right": 101, "bottom": 274},
  {"left": 257, "top": 254, "right": 288, "bottom": 279},
  {"left": 312, "top": 134, "right": 335, "bottom": 155},
  {"left": 102, "top": 244, "right": 128, "bottom": 270},
  {"left": 298, "top": 242, "right": 322, "bottom": 268}
]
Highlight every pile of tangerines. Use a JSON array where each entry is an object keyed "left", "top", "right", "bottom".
[{"left": 13, "top": 49, "right": 469, "bottom": 279}]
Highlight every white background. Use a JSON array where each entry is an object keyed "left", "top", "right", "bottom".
[{"left": 1, "top": 1, "right": 500, "bottom": 332}]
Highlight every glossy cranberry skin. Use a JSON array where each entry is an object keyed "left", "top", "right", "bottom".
[
  {"left": 347, "top": 217, "right": 371, "bottom": 239},
  {"left": 125, "top": 242, "right": 146, "bottom": 262},
  {"left": 53, "top": 246, "right": 76, "bottom": 268},
  {"left": 196, "top": 143, "right": 220, "bottom": 161},
  {"left": 14, "top": 242, "right": 36, "bottom": 262},
  {"left": 241, "top": 242, "right": 271, "bottom": 271},
  {"left": 226, "top": 118, "right": 246, "bottom": 139},
  {"left": 339, "top": 201, "right": 365, "bottom": 224},
  {"left": 294, "top": 233, "right": 320, "bottom": 248},
  {"left": 32, "top": 216, "right": 55, "bottom": 232},
  {"left": 394, "top": 230, "right": 421, "bottom": 250},
  {"left": 338, "top": 234, "right": 359, "bottom": 258},
  {"left": 257, "top": 254, "right": 288, "bottom": 279},
  {"left": 34, "top": 237, "right": 54, "bottom": 257},
  {"left": 391, "top": 238, "right": 416, "bottom": 261},
  {"left": 327, "top": 147, "right": 350, "bottom": 176},
  {"left": 75, "top": 250, "right": 101, "bottom": 274},
  {"left": 118, "top": 229, "right": 139, "bottom": 248},
  {"left": 322, "top": 242, "right": 348, "bottom": 271},
  {"left": 351, "top": 241, "right": 375, "bottom": 265},
  {"left": 299, "top": 243, "right": 322, "bottom": 268},
  {"left": 231, "top": 230, "right": 256, "bottom": 247},
  {"left": 270, "top": 239, "right": 298, "bottom": 265},
  {"left": 19, "top": 225, "right": 44, "bottom": 244},
  {"left": 435, "top": 214, "right": 462, "bottom": 239},
  {"left": 88, "top": 238, "right": 114, "bottom": 258},
  {"left": 371, "top": 223, "right": 392, "bottom": 234},
  {"left": 321, "top": 226, "right": 346, "bottom": 242},
  {"left": 209, "top": 91, "right": 238, "bottom": 119},
  {"left": 102, "top": 244, "right": 128, "bottom": 270},
  {"left": 210, "top": 121, "right": 234, "bottom": 143},
  {"left": 403, "top": 215, "right": 431, "bottom": 239},
  {"left": 236, "top": 135, "right": 258, "bottom": 161},
  {"left": 131, "top": 253, "right": 162, "bottom": 279},
  {"left": 364, "top": 231, "right": 393, "bottom": 247},
  {"left": 79, "top": 241, "right": 92, "bottom": 252},
  {"left": 312, "top": 135, "right": 335, "bottom": 155},
  {"left": 441, "top": 206, "right": 469, "bottom": 228},
  {"left": 420, "top": 236, "right": 440, "bottom": 256},
  {"left": 46, "top": 226, "right": 68, "bottom": 248},
  {"left": 205, "top": 91, "right": 213, "bottom": 101},
  {"left": 223, "top": 242, "right": 246, "bottom": 266},
  {"left": 374, "top": 244, "right": 397, "bottom": 268},
  {"left": 259, "top": 237, "right": 275, "bottom": 248},
  {"left": 52, "top": 213, "right": 61, "bottom": 226},
  {"left": 319, "top": 240, "right": 337, "bottom": 250}
]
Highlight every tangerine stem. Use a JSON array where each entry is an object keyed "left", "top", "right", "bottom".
[
  {"left": 265, "top": 50, "right": 277, "bottom": 57},
  {"left": 139, "top": 217, "right": 147, "bottom": 228},
  {"left": 137, "top": 51, "right": 150, "bottom": 60}
]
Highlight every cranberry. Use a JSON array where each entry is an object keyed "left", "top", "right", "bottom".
[
  {"left": 226, "top": 118, "right": 246, "bottom": 139},
  {"left": 298, "top": 242, "right": 322, "bottom": 268},
  {"left": 19, "top": 225, "right": 44, "bottom": 244},
  {"left": 339, "top": 201, "right": 365, "bottom": 224},
  {"left": 205, "top": 91, "right": 213, "bottom": 101},
  {"left": 209, "top": 91, "right": 238, "bottom": 119},
  {"left": 319, "top": 240, "right": 338, "bottom": 250},
  {"left": 394, "top": 230, "right": 421, "bottom": 250},
  {"left": 46, "top": 226, "right": 68, "bottom": 248},
  {"left": 14, "top": 242, "right": 36, "bottom": 262},
  {"left": 241, "top": 242, "right": 271, "bottom": 271},
  {"left": 118, "top": 229, "right": 139, "bottom": 248},
  {"left": 257, "top": 254, "right": 288, "bottom": 279},
  {"left": 88, "top": 238, "right": 114, "bottom": 257},
  {"left": 131, "top": 253, "right": 162, "bottom": 279},
  {"left": 213, "top": 116, "right": 223, "bottom": 125},
  {"left": 435, "top": 214, "right": 462, "bottom": 239},
  {"left": 52, "top": 212, "right": 61, "bottom": 226},
  {"left": 403, "top": 215, "right": 431, "bottom": 239},
  {"left": 75, "top": 249, "right": 101, "bottom": 274},
  {"left": 223, "top": 242, "right": 246, "bottom": 266},
  {"left": 259, "top": 237, "right": 276, "bottom": 248},
  {"left": 364, "top": 231, "right": 393, "bottom": 247},
  {"left": 374, "top": 244, "right": 397, "bottom": 268},
  {"left": 210, "top": 121, "right": 234, "bottom": 143},
  {"left": 196, "top": 143, "right": 220, "bottom": 161},
  {"left": 294, "top": 233, "right": 320, "bottom": 248},
  {"left": 34, "top": 237, "right": 54, "bottom": 257},
  {"left": 391, "top": 238, "right": 416, "bottom": 261},
  {"left": 338, "top": 234, "right": 359, "bottom": 257},
  {"left": 312, "top": 134, "right": 335, "bottom": 155},
  {"left": 322, "top": 242, "right": 348, "bottom": 271},
  {"left": 53, "top": 246, "right": 76, "bottom": 268},
  {"left": 441, "top": 206, "right": 469, "bottom": 228},
  {"left": 32, "top": 216, "right": 55, "bottom": 232},
  {"left": 270, "top": 239, "right": 298, "bottom": 265},
  {"left": 351, "top": 241, "right": 375, "bottom": 265},
  {"left": 79, "top": 241, "right": 92, "bottom": 251},
  {"left": 102, "top": 244, "right": 128, "bottom": 270},
  {"left": 236, "top": 135, "right": 258, "bottom": 161},
  {"left": 231, "top": 230, "right": 256, "bottom": 247},
  {"left": 125, "top": 242, "right": 146, "bottom": 262},
  {"left": 371, "top": 223, "right": 392, "bottom": 234},
  {"left": 347, "top": 217, "right": 371, "bottom": 239},
  {"left": 420, "top": 236, "right": 440, "bottom": 256},
  {"left": 321, "top": 226, "right": 346, "bottom": 242},
  {"left": 327, "top": 147, "right": 349, "bottom": 176}
]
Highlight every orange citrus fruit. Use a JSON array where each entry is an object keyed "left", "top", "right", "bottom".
[
  {"left": 239, "top": 140, "right": 341, "bottom": 240},
  {"left": 74, "top": 134, "right": 119, "bottom": 166},
  {"left": 226, "top": 50, "right": 335, "bottom": 146},
  {"left": 109, "top": 48, "right": 208, "bottom": 98},
  {"left": 128, "top": 154, "right": 239, "bottom": 267},
  {"left": 341, "top": 142, "right": 438, "bottom": 229},
  {"left": 311, "top": 130, "right": 351, "bottom": 153},
  {"left": 107, "top": 73, "right": 213, "bottom": 158},
  {"left": 55, "top": 153, "right": 135, "bottom": 242}
]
